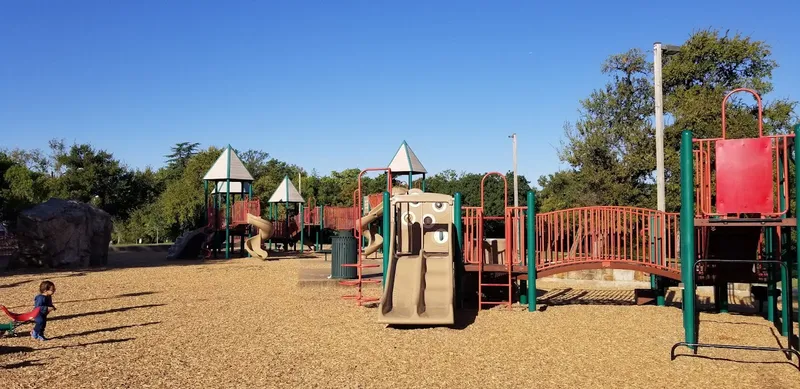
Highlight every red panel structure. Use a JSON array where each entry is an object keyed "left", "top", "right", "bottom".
[{"left": 715, "top": 137, "right": 773, "bottom": 215}]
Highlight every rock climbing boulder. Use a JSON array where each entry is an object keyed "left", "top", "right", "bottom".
[{"left": 13, "top": 198, "right": 113, "bottom": 268}]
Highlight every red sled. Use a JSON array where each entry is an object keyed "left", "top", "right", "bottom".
[{"left": 0, "top": 306, "right": 41, "bottom": 336}]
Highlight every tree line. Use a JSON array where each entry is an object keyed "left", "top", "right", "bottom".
[{"left": 1, "top": 29, "right": 797, "bottom": 244}]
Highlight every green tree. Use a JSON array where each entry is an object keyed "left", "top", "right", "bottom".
[
  {"left": 55, "top": 143, "right": 134, "bottom": 217},
  {"left": 662, "top": 28, "right": 799, "bottom": 210},
  {"left": 542, "top": 28, "right": 798, "bottom": 213},
  {"left": 165, "top": 142, "right": 201, "bottom": 169},
  {"left": 158, "top": 147, "right": 222, "bottom": 230}
]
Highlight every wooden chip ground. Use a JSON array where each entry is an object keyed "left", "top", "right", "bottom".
[{"left": 1, "top": 252, "right": 799, "bottom": 388}]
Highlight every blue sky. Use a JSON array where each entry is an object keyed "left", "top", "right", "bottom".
[{"left": 1, "top": 1, "right": 798, "bottom": 184}]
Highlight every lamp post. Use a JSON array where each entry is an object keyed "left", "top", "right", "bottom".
[
  {"left": 654, "top": 42, "right": 681, "bottom": 212},
  {"left": 509, "top": 133, "right": 518, "bottom": 207}
]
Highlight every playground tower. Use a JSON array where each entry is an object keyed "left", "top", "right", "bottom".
[{"left": 203, "top": 145, "right": 260, "bottom": 259}]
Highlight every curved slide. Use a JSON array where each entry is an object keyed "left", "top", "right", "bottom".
[
  {"left": 361, "top": 205, "right": 384, "bottom": 256},
  {"left": 362, "top": 187, "right": 408, "bottom": 256},
  {"left": 244, "top": 213, "right": 275, "bottom": 260}
]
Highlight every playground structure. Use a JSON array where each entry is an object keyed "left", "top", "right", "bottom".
[
  {"left": 337, "top": 91, "right": 800, "bottom": 363},
  {"left": 378, "top": 191, "right": 456, "bottom": 325},
  {"left": 167, "top": 146, "right": 262, "bottom": 260}
]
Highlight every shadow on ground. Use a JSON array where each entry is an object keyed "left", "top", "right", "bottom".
[
  {"left": 51, "top": 321, "right": 160, "bottom": 340},
  {"left": 50, "top": 304, "right": 166, "bottom": 321}
]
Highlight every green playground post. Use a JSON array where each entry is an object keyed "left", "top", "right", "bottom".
[
  {"left": 300, "top": 204, "right": 305, "bottom": 253},
  {"left": 269, "top": 203, "right": 274, "bottom": 250},
  {"left": 224, "top": 146, "right": 232, "bottom": 259},
  {"left": 679, "top": 130, "right": 697, "bottom": 348},
  {"left": 319, "top": 205, "right": 324, "bottom": 252},
  {"left": 777, "top": 154, "right": 791, "bottom": 337},
  {"left": 527, "top": 191, "right": 537, "bottom": 311},
  {"left": 203, "top": 181, "right": 209, "bottom": 226},
  {"left": 766, "top": 227, "right": 777, "bottom": 325},
  {"left": 381, "top": 191, "right": 390, "bottom": 287},
  {"left": 454, "top": 192, "right": 463, "bottom": 308},
  {"left": 408, "top": 173, "right": 412, "bottom": 190},
  {"left": 421, "top": 174, "right": 426, "bottom": 192},
  {"left": 213, "top": 181, "right": 219, "bottom": 258},
  {"left": 795, "top": 124, "right": 800, "bottom": 345},
  {"left": 246, "top": 184, "right": 252, "bottom": 257}
]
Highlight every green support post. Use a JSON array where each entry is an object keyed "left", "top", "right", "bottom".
[
  {"left": 421, "top": 174, "right": 426, "bottom": 192},
  {"left": 679, "top": 130, "right": 697, "bottom": 349},
  {"left": 454, "top": 192, "right": 463, "bottom": 309},
  {"left": 203, "top": 181, "right": 209, "bottom": 226},
  {"left": 269, "top": 203, "right": 274, "bottom": 250},
  {"left": 319, "top": 205, "right": 325, "bottom": 252},
  {"left": 408, "top": 173, "right": 412, "bottom": 190},
  {"left": 527, "top": 191, "right": 537, "bottom": 311},
  {"left": 778, "top": 153, "right": 791, "bottom": 338},
  {"left": 780, "top": 244, "right": 791, "bottom": 336},
  {"left": 225, "top": 146, "right": 232, "bottom": 259},
  {"left": 300, "top": 204, "right": 305, "bottom": 253},
  {"left": 213, "top": 182, "right": 219, "bottom": 258},
  {"left": 246, "top": 185, "right": 253, "bottom": 258},
  {"left": 381, "top": 191, "right": 390, "bottom": 288},
  {"left": 766, "top": 228, "right": 777, "bottom": 324},
  {"left": 795, "top": 124, "right": 800, "bottom": 348}
]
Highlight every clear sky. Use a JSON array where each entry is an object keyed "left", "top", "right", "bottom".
[{"left": 2, "top": 1, "right": 798, "bottom": 184}]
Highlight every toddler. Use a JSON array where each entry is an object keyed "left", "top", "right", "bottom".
[{"left": 32, "top": 280, "right": 56, "bottom": 341}]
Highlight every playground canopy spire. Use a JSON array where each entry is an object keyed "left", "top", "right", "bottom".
[
  {"left": 203, "top": 146, "right": 254, "bottom": 182},
  {"left": 388, "top": 141, "right": 427, "bottom": 174},
  {"left": 268, "top": 176, "right": 305, "bottom": 203}
]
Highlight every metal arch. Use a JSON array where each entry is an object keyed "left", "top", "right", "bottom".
[
  {"left": 721, "top": 88, "right": 763, "bottom": 139},
  {"left": 480, "top": 172, "right": 508, "bottom": 214}
]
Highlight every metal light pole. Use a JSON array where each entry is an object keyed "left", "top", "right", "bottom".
[
  {"left": 653, "top": 42, "right": 681, "bottom": 212},
  {"left": 509, "top": 133, "right": 519, "bottom": 207},
  {"left": 654, "top": 42, "right": 666, "bottom": 212}
]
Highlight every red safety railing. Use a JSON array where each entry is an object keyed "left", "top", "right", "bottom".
[
  {"left": 323, "top": 206, "right": 358, "bottom": 230},
  {"left": 506, "top": 206, "right": 527, "bottom": 266},
  {"left": 208, "top": 199, "right": 261, "bottom": 230},
  {"left": 535, "top": 206, "right": 680, "bottom": 278},
  {"left": 462, "top": 207, "right": 483, "bottom": 264},
  {"left": 341, "top": 168, "right": 393, "bottom": 306},
  {"left": 694, "top": 88, "right": 794, "bottom": 218}
]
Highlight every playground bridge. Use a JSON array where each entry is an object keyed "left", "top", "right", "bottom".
[{"left": 462, "top": 205, "right": 683, "bottom": 280}]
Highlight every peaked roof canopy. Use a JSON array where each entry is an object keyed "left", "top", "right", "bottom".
[
  {"left": 388, "top": 141, "right": 427, "bottom": 175},
  {"left": 268, "top": 176, "right": 305, "bottom": 203},
  {"left": 203, "top": 146, "right": 254, "bottom": 182}
]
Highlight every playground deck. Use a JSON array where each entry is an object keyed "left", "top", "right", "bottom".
[{"left": 0, "top": 253, "right": 798, "bottom": 388}]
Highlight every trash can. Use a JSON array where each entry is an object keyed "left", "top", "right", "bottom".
[{"left": 330, "top": 230, "right": 357, "bottom": 279}]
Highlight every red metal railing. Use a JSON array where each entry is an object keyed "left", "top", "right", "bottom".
[
  {"left": 207, "top": 199, "right": 261, "bottom": 230},
  {"left": 535, "top": 207, "right": 680, "bottom": 277},
  {"left": 462, "top": 207, "right": 483, "bottom": 264},
  {"left": 694, "top": 88, "right": 794, "bottom": 218},
  {"left": 341, "top": 168, "right": 393, "bottom": 306}
]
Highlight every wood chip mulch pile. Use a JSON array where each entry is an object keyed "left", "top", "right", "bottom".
[{"left": 1, "top": 255, "right": 799, "bottom": 388}]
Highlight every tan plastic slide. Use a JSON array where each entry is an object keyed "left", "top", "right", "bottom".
[
  {"left": 378, "top": 192, "right": 455, "bottom": 325},
  {"left": 361, "top": 205, "right": 384, "bottom": 256},
  {"left": 362, "top": 187, "right": 408, "bottom": 256},
  {"left": 244, "top": 213, "right": 274, "bottom": 260}
]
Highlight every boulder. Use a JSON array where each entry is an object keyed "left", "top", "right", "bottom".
[{"left": 13, "top": 198, "right": 113, "bottom": 268}]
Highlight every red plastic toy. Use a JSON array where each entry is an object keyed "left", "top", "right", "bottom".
[{"left": 0, "top": 305, "right": 41, "bottom": 336}]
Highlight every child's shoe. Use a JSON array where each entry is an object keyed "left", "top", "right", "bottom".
[{"left": 30, "top": 330, "right": 46, "bottom": 341}]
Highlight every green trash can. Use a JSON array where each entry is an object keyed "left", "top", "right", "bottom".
[{"left": 331, "top": 230, "right": 357, "bottom": 279}]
